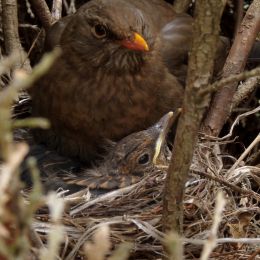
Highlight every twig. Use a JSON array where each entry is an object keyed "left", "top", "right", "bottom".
[
  {"left": 70, "top": 181, "right": 143, "bottom": 216},
  {"left": 52, "top": 0, "right": 62, "bottom": 21},
  {"left": 184, "top": 237, "right": 260, "bottom": 245},
  {"left": 12, "top": 118, "right": 50, "bottom": 129},
  {"left": 163, "top": 232, "right": 183, "bottom": 260},
  {"left": 232, "top": 76, "right": 259, "bottom": 108},
  {"left": 29, "top": 0, "right": 54, "bottom": 29},
  {"left": 201, "top": 67, "right": 260, "bottom": 96},
  {"left": 234, "top": 0, "right": 244, "bottom": 36},
  {"left": 248, "top": 248, "right": 260, "bottom": 260},
  {"left": 25, "top": 0, "right": 35, "bottom": 18},
  {"left": 39, "top": 193, "right": 65, "bottom": 260},
  {"left": 173, "top": 0, "right": 192, "bottom": 13},
  {"left": 0, "top": 143, "right": 29, "bottom": 190},
  {"left": 2, "top": 0, "right": 31, "bottom": 72},
  {"left": 202, "top": 0, "right": 260, "bottom": 136},
  {"left": 200, "top": 192, "right": 226, "bottom": 260},
  {"left": 228, "top": 133, "right": 260, "bottom": 173},
  {"left": 202, "top": 105, "right": 260, "bottom": 141},
  {"left": 29, "top": 228, "right": 45, "bottom": 249},
  {"left": 63, "top": 0, "right": 76, "bottom": 15},
  {"left": 192, "top": 170, "right": 260, "bottom": 201},
  {"left": 65, "top": 220, "right": 123, "bottom": 260},
  {"left": 130, "top": 219, "right": 164, "bottom": 241},
  {"left": 26, "top": 29, "right": 44, "bottom": 62}
]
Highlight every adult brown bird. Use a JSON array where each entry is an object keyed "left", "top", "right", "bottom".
[{"left": 30, "top": 0, "right": 226, "bottom": 162}]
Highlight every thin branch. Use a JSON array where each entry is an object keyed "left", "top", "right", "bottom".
[
  {"left": 184, "top": 237, "right": 260, "bottom": 245},
  {"left": 162, "top": 0, "right": 227, "bottom": 235},
  {"left": 234, "top": 0, "right": 244, "bottom": 36},
  {"left": 173, "top": 0, "right": 192, "bottom": 13},
  {"left": 29, "top": 0, "right": 54, "bottom": 29},
  {"left": 52, "top": 0, "right": 62, "bottom": 21},
  {"left": 228, "top": 133, "right": 260, "bottom": 173},
  {"left": 202, "top": 0, "right": 260, "bottom": 136},
  {"left": 12, "top": 118, "right": 50, "bottom": 129},
  {"left": 202, "top": 105, "right": 260, "bottom": 141},
  {"left": 208, "top": 67, "right": 260, "bottom": 94},
  {"left": 200, "top": 192, "right": 226, "bottom": 260},
  {"left": 2, "top": 0, "right": 31, "bottom": 72},
  {"left": 232, "top": 76, "right": 259, "bottom": 108},
  {"left": 70, "top": 181, "right": 142, "bottom": 216},
  {"left": 192, "top": 170, "right": 260, "bottom": 201}
]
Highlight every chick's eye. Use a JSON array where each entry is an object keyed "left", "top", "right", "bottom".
[
  {"left": 92, "top": 24, "right": 107, "bottom": 38},
  {"left": 138, "top": 153, "right": 150, "bottom": 165}
]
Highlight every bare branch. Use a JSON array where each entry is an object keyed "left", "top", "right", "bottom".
[
  {"left": 29, "top": 0, "right": 54, "bottom": 30},
  {"left": 162, "top": 0, "right": 226, "bottom": 235},
  {"left": 52, "top": 0, "right": 62, "bottom": 21},
  {"left": 192, "top": 170, "right": 260, "bottom": 201},
  {"left": 202, "top": 0, "right": 260, "bottom": 136},
  {"left": 232, "top": 76, "right": 259, "bottom": 108},
  {"left": 2, "top": 0, "right": 31, "bottom": 71},
  {"left": 200, "top": 192, "right": 226, "bottom": 260},
  {"left": 228, "top": 133, "right": 260, "bottom": 173},
  {"left": 173, "top": 0, "right": 191, "bottom": 13}
]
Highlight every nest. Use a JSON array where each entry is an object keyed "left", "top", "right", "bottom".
[{"left": 24, "top": 131, "right": 260, "bottom": 259}]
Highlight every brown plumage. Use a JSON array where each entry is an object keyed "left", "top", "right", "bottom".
[{"left": 30, "top": 0, "right": 227, "bottom": 162}]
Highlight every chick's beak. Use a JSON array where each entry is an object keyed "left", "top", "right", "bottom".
[{"left": 120, "top": 32, "right": 149, "bottom": 52}]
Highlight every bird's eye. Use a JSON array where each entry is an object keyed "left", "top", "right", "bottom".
[
  {"left": 138, "top": 153, "right": 150, "bottom": 165},
  {"left": 92, "top": 24, "right": 107, "bottom": 39}
]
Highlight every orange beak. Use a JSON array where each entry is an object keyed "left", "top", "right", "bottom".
[{"left": 120, "top": 32, "right": 149, "bottom": 52}]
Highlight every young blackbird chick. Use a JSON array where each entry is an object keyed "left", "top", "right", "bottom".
[
  {"left": 63, "top": 111, "right": 174, "bottom": 190},
  {"left": 25, "top": 112, "right": 174, "bottom": 193},
  {"left": 30, "top": 0, "right": 228, "bottom": 162}
]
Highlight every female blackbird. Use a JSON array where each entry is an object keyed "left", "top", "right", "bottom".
[{"left": 30, "top": 0, "right": 194, "bottom": 162}]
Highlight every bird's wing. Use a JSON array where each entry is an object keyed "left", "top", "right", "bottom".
[
  {"left": 160, "top": 14, "right": 230, "bottom": 83},
  {"left": 44, "top": 15, "right": 72, "bottom": 51},
  {"left": 160, "top": 14, "right": 193, "bottom": 85},
  {"left": 63, "top": 168, "right": 142, "bottom": 190},
  {"left": 129, "top": 0, "right": 176, "bottom": 27}
]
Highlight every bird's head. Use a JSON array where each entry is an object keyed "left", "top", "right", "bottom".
[
  {"left": 92, "top": 111, "right": 174, "bottom": 189},
  {"left": 60, "top": 0, "right": 155, "bottom": 73}
]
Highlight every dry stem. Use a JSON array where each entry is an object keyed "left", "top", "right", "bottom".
[
  {"left": 202, "top": 0, "right": 260, "bottom": 136},
  {"left": 162, "top": 0, "right": 226, "bottom": 235}
]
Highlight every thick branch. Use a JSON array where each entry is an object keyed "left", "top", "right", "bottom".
[
  {"left": 29, "top": 0, "right": 54, "bottom": 30},
  {"left": 173, "top": 0, "right": 191, "bottom": 13},
  {"left": 162, "top": 0, "right": 226, "bottom": 235},
  {"left": 2, "top": 0, "right": 31, "bottom": 71},
  {"left": 202, "top": 0, "right": 260, "bottom": 136}
]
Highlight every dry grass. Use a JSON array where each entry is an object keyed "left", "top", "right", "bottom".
[{"left": 22, "top": 122, "right": 260, "bottom": 259}]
